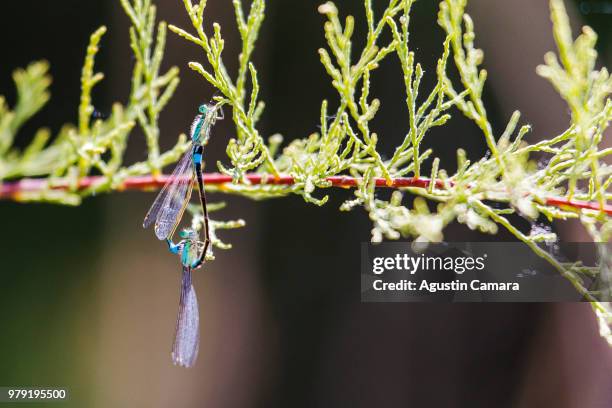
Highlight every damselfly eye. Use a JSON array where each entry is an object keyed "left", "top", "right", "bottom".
[{"left": 198, "top": 104, "right": 208, "bottom": 114}]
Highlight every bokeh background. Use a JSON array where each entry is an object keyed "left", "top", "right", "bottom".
[{"left": 0, "top": 0, "right": 611, "bottom": 407}]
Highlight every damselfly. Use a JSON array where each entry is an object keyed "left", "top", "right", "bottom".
[
  {"left": 167, "top": 228, "right": 206, "bottom": 367},
  {"left": 143, "top": 103, "right": 223, "bottom": 266}
]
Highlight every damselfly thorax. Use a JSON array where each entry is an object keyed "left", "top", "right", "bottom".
[
  {"left": 179, "top": 238, "right": 202, "bottom": 268},
  {"left": 191, "top": 103, "right": 224, "bottom": 144}
]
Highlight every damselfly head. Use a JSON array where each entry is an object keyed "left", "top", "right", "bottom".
[{"left": 198, "top": 104, "right": 208, "bottom": 115}]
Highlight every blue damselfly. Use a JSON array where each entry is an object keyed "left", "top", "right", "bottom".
[
  {"left": 143, "top": 103, "right": 223, "bottom": 267},
  {"left": 167, "top": 229, "right": 206, "bottom": 367}
]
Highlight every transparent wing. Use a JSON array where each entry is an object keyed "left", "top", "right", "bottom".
[
  {"left": 172, "top": 266, "right": 200, "bottom": 368},
  {"left": 142, "top": 150, "right": 195, "bottom": 240},
  {"left": 142, "top": 150, "right": 193, "bottom": 229}
]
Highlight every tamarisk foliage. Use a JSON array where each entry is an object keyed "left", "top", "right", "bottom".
[
  {"left": 0, "top": 0, "right": 242, "bottom": 251},
  {"left": 171, "top": 0, "right": 611, "bottom": 343},
  {"left": 0, "top": 1, "right": 183, "bottom": 203},
  {"left": 0, "top": 0, "right": 610, "bottom": 343}
]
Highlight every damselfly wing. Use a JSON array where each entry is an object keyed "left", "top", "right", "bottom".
[
  {"left": 172, "top": 266, "right": 200, "bottom": 367},
  {"left": 143, "top": 149, "right": 195, "bottom": 240}
]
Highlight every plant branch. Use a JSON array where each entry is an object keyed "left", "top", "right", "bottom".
[{"left": 1, "top": 174, "right": 610, "bottom": 216}]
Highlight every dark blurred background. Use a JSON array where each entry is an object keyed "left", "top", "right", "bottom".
[{"left": 0, "top": 1, "right": 611, "bottom": 407}]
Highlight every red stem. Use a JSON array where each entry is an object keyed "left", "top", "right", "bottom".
[{"left": 0, "top": 173, "right": 610, "bottom": 215}]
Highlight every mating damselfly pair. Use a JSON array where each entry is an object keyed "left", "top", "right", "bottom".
[{"left": 143, "top": 102, "right": 224, "bottom": 367}]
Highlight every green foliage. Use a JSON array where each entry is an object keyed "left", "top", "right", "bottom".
[
  {"left": 171, "top": 0, "right": 611, "bottom": 343},
  {"left": 0, "top": 62, "right": 64, "bottom": 182},
  {"left": 0, "top": 0, "right": 243, "bottom": 252},
  {"left": 0, "top": 0, "right": 185, "bottom": 204},
  {"left": 0, "top": 0, "right": 610, "bottom": 343},
  {"left": 169, "top": 0, "right": 277, "bottom": 181},
  {"left": 536, "top": 0, "right": 612, "bottom": 211},
  {"left": 120, "top": 0, "right": 182, "bottom": 177},
  {"left": 187, "top": 202, "right": 246, "bottom": 257}
]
